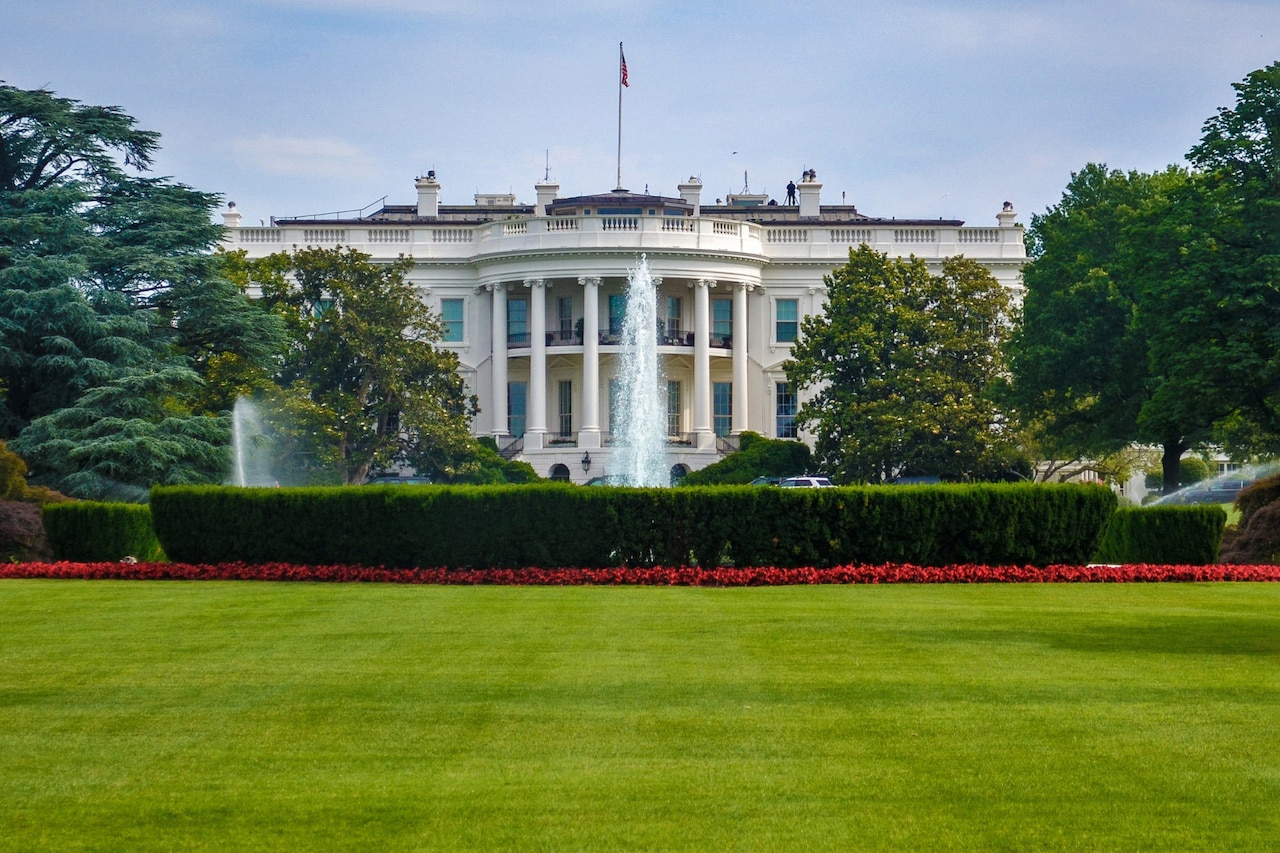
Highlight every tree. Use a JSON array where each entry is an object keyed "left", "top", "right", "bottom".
[
  {"left": 1010, "top": 64, "right": 1280, "bottom": 494},
  {"left": 784, "top": 246, "right": 1013, "bottom": 484},
  {"left": 1005, "top": 165, "right": 1214, "bottom": 493},
  {"left": 1180, "top": 61, "right": 1280, "bottom": 456},
  {"left": 0, "top": 84, "right": 282, "bottom": 498},
  {"left": 246, "top": 246, "right": 477, "bottom": 485}
]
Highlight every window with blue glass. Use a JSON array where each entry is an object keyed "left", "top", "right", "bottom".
[
  {"left": 508, "top": 382, "right": 527, "bottom": 438},
  {"left": 507, "top": 297, "right": 529, "bottom": 346},
  {"left": 666, "top": 296, "right": 682, "bottom": 339},
  {"left": 608, "top": 294, "right": 626, "bottom": 336},
  {"left": 776, "top": 382, "right": 797, "bottom": 438},
  {"left": 440, "top": 298, "right": 463, "bottom": 342},
  {"left": 713, "top": 382, "right": 732, "bottom": 436},
  {"left": 712, "top": 298, "right": 732, "bottom": 342},
  {"left": 775, "top": 299, "right": 798, "bottom": 343}
]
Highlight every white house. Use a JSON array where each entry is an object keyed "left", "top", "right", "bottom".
[{"left": 222, "top": 170, "right": 1026, "bottom": 482}]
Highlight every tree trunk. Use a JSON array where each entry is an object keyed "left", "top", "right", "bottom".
[{"left": 1161, "top": 439, "right": 1188, "bottom": 496}]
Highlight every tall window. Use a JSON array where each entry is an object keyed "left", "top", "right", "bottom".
[
  {"left": 776, "top": 298, "right": 798, "bottom": 343},
  {"left": 776, "top": 382, "right": 797, "bottom": 438},
  {"left": 440, "top": 298, "right": 464, "bottom": 342},
  {"left": 508, "top": 382, "right": 527, "bottom": 437},
  {"left": 557, "top": 296, "right": 574, "bottom": 340},
  {"left": 608, "top": 294, "right": 626, "bottom": 336},
  {"left": 713, "top": 382, "right": 732, "bottom": 437},
  {"left": 507, "top": 297, "right": 529, "bottom": 346},
  {"left": 667, "top": 380, "right": 682, "bottom": 435},
  {"left": 666, "top": 296, "right": 683, "bottom": 339},
  {"left": 712, "top": 298, "right": 732, "bottom": 342},
  {"left": 558, "top": 380, "right": 573, "bottom": 437}
]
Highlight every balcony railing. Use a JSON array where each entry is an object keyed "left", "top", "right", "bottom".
[{"left": 228, "top": 217, "right": 1023, "bottom": 261}]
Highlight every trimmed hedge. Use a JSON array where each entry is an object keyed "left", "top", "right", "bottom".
[
  {"left": 1093, "top": 505, "right": 1226, "bottom": 566},
  {"left": 151, "top": 482, "right": 1116, "bottom": 569},
  {"left": 43, "top": 502, "right": 166, "bottom": 562}
]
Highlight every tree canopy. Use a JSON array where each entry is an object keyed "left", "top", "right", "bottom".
[
  {"left": 236, "top": 246, "right": 478, "bottom": 485},
  {"left": 0, "top": 84, "right": 282, "bottom": 498},
  {"left": 784, "top": 246, "right": 1014, "bottom": 484},
  {"left": 1008, "top": 62, "right": 1280, "bottom": 493}
]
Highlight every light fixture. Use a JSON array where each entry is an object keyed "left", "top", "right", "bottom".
[{"left": 581, "top": 451, "right": 592, "bottom": 472}]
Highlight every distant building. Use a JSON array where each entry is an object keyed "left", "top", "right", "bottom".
[{"left": 222, "top": 171, "right": 1026, "bottom": 482}]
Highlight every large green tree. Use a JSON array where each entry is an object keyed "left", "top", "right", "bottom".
[
  {"left": 1005, "top": 165, "right": 1208, "bottom": 492},
  {"left": 243, "top": 247, "right": 477, "bottom": 485},
  {"left": 0, "top": 84, "right": 282, "bottom": 498},
  {"left": 1009, "top": 63, "right": 1280, "bottom": 493},
  {"left": 784, "top": 246, "right": 1014, "bottom": 484},
  {"left": 1180, "top": 60, "right": 1280, "bottom": 455}
]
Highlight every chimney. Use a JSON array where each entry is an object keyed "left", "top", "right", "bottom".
[
  {"left": 798, "top": 170, "right": 821, "bottom": 218},
  {"left": 678, "top": 176, "right": 703, "bottom": 216},
  {"left": 534, "top": 179, "right": 559, "bottom": 217},
  {"left": 997, "top": 201, "right": 1017, "bottom": 228},
  {"left": 222, "top": 201, "right": 242, "bottom": 228},
  {"left": 415, "top": 170, "right": 441, "bottom": 218}
]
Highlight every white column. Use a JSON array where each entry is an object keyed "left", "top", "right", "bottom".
[
  {"left": 693, "top": 278, "right": 714, "bottom": 444},
  {"left": 732, "top": 282, "right": 751, "bottom": 434},
  {"left": 579, "top": 276, "right": 601, "bottom": 446},
  {"left": 488, "top": 283, "right": 508, "bottom": 436},
  {"left": 526, "top": 278, "right": 547, "bottom": 445}
]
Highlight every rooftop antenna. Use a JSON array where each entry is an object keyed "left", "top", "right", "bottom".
[
  {"left": 544, "top": 149, "right": 550, "bottom": 182},
  {"left": 742, "top": 170, "right": 750, "bottom": 193}
]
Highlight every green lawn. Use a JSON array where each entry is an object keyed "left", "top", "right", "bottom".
[{"left": 2, "top": 581, "right": 1277, "bottom": 851}]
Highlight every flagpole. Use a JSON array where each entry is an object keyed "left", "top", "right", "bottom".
[{"left": 616, "top": 42, "right": 624, "bottom": 190}]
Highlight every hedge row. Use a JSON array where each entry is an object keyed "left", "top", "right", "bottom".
[
  {"left": 150, "top": 483, "right": 1117, "bottom": 569},
  {"left": 42, "top": 502, "right": 165, "bottom": 562},
  {"left": 1093, "top": 505, "right": 1226, "bottom": 566}
]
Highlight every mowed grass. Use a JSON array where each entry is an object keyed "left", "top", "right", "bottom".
[{"left": 1, "top": 582, "right": 1278, "bottom": 851}]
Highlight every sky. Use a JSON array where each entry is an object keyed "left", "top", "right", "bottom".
[{"left": 3, "top": 0, "right": 1277, "bottom": 227}]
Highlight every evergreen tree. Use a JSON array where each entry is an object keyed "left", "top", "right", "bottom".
[{"left": 0, "top": 84, "right": 282, "bottom": 497}]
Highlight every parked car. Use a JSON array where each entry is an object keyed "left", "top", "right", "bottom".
[
  {"left": 778, "top": 476, "right": 834, "bottom": 488},
  {"left": 748, "top": 476, "right": 781, "bottom": 486},
  {"left": 365, "top": 474, "right": 433, "bottom": 485}
]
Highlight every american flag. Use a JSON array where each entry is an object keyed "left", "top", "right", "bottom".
[{"left": 620, "top": 44, "right": 629, "bottom": 87}]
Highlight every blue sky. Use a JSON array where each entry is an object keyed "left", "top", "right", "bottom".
[{"left": 4, "top": 0, "right": 1277, "bottom": 227}]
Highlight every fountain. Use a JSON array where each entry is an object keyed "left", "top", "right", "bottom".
[
  {"left": 230, "top": 397, "right": 278, "bottom": 487},
  {"left": 611, "top": 255, "right": 669, "bottom": 486},
  {"left": 1151, "top": 461, "right": 1280, "bottom": 505}
]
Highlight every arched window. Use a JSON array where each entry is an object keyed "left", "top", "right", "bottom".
[
  {"left": 669, "top": 464, "right": 690, "bottom": 485},
  {"left": 549, "top": 463, "right": 571, "bottom": 482}
]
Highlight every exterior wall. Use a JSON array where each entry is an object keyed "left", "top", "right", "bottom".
[{"left": 223, "top": 183, "right": 1026, "bottom": 483}]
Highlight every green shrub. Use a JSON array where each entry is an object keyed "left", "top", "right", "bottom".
[
  {"left": 680, "top": 433, "right": 812, "bottom": 485},
  {"left": 1093, "top": 505, "right": 1226, "bottom": 565},
  {"left": 43, "top": 502, "right": 165, "bottom": 562},
  {"left": 1234, "top": 473, "right": 1280, "bottom": 530},
  {"left": 152, "top": 483, "right": 1115, "bottom": 569}
]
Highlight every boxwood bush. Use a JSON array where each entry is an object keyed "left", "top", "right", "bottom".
[
  {"left": 152, "top": 482, "right": 1116, "bottom": 569},
  {"left": 1094, "top": 505, "right": 1226, "bottom": 565},
  {"left": 43, "top": 502, "right": 166, "bottom": 562}
]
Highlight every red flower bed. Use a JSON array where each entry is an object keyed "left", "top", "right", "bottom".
[{"left": 3, "top": 562, "right": 1280, "bottom": 585}]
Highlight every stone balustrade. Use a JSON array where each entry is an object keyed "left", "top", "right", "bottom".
[{"left": 228, "top": 215, "right": 1023, "bottom": 260}]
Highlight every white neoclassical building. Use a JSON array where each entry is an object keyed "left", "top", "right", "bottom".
[{"left": 222, "top": 171, "right": 1026, "bottom": 483}]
